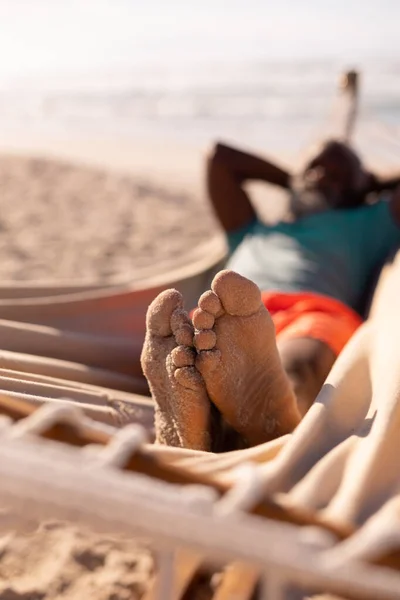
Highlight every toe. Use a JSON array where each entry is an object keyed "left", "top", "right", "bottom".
[
  {"left": 194, "top": 330, "right": 217, "bottom": 351},
  {"left": 174, "top": 323, "right": 194, "bottom": 346},
  {"left": 195, "top": 349, "right": 221, "bottom": 376},
  {"left": 198, "top": 290, "right": 224, "bottom": 317},
  {"left": 174, "top": 366, "right": 204, "bottom": 391},
  {"left": 146, "top": 289, "right": 183, "bottom": 336},
  {"left": 170, "top": 307, "right": 194, "bottom": 346},
  {"left": 171, "top": 345, "right": 196, "bottom": 368},
  {"left": 171, "top": 307, "right": 191, "bottom": 333},
  {"left": 211, "top": 270, "right": 261, "bottom": 316},
  {"left": 192, "top": 308, "right": 215, "bottom": 330}
]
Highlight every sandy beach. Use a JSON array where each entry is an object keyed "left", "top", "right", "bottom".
[
  {"left": 0, "top": 523, "right": 154, "bottom": 600},
  {"left": 0, "top": 132, "right": 222, "bottom": 283}
]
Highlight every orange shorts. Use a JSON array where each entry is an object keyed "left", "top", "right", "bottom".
[{"left": 261, "top": 291, "right": 363, "bottom": 357}]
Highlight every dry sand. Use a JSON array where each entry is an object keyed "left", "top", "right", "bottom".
[
  {"left": 0, "top": 522, "right": 153, "bottom": 600},
  {"left": 0, "top": 153, "right": 219, "bottom": 282}
]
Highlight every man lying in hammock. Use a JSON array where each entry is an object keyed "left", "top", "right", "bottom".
[{"left": 141, "top": 139, "right": 400, "bottom": 452}]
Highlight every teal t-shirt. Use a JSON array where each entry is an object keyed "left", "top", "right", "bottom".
[{"left": 226, "top": 199, "right": 400, "bottom": 311}]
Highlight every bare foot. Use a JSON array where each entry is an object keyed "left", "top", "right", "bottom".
[
  {"left": 140, "top": 289, "right": 211, "bottom": 451},
  {"left": 193, "top": 270, "right": 301, "bottom": 446}
]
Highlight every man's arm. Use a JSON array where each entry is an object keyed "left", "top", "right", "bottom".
[
  {"left": 206, "top": 142, "right": 291, "bottom": 233},
  {"left": 213, "top": 142, "right": 292, "bottom": 188}
]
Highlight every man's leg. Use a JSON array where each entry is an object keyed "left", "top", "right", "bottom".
[
  {"left": 277, "top": 337, "right": 336, "bottom": 417},
  {"left": 143, "top": 271, "right": 340, "bottom": 451},
  {"left": 193, "top": 271, "right": 301, "bottom": 447}
]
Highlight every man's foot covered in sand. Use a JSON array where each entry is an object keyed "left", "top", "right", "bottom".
[
  {"left": 193, "top": 270, "right": 301, "bottom": 446},
  {"left": 141, "top": 289, "right": 211, "bottom": 451}
]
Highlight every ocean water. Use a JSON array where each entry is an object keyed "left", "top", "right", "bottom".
[
  {"left": 2, "top": 61, "right": 400, "bottom": 162},
  {"left": 1, "top": 1, "right": 400, "bottom": 162}
]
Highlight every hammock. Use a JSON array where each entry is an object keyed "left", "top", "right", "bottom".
[{"left": 1, "top": 246, "right": 400, "bottom": 600}]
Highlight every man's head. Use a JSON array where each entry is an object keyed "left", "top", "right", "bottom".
[{"left": 291, "top": 140, "right": 370, "bottom": 215}]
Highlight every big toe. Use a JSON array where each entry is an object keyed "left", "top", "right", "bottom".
[
  {"left": 146, "top": 289, "right": 183, "bottom": 336},
  {"left": 211, "top": 270, "right": 262, "bottom": 316}
]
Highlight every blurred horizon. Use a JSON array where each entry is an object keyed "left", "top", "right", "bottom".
[{"left": 0, "top": 0, "right": 399, "bottom": 85}]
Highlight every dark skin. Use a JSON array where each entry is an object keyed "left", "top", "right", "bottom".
[{"left": 206, "top": 139, "right": 400, "bottom": 417}]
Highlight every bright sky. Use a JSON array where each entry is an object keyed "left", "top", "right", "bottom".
[{"left": 0, "top": 0, "right": 398, "bottom": 78}]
